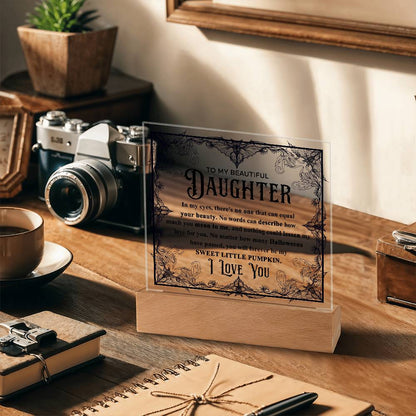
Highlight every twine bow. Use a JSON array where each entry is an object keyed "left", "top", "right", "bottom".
[{"left": 142, "top": 363, "right": 273, "bottom": 416}]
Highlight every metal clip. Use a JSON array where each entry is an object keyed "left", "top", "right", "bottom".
[
  {"left": 392, "top": 230, "right": 416, "bottom": 245},
  {"left": 29, "top": 353, "right": 51, "bottom": 384}
]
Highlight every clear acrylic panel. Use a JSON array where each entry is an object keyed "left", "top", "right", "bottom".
[{"left": 142, "top": 123, "right": 333, "bottom": 310}]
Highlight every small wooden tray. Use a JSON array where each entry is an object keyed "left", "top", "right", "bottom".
[{"left": 376, "top": 222, "right": 416, "bottom": 308}]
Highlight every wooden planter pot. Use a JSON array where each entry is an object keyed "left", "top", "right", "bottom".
[{"left": 17, "top": 25, "right": 117, "bottom": 98}]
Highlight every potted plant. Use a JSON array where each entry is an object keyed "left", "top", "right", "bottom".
[{"left": 17, "top": 0, "right": 117, "bottom": 98}]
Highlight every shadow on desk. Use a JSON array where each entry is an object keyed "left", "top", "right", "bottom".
[
  {"left": 74, "top": 221, "right": 144, "bottom": 243},
  {"left": 331, "top": 242, "right": 373, "bottom": 258},
  {"left": 336, "top": 326, "right": 416, "bottom": 360},
  {"left": 0, "top": 273, "right": 136, "bottom": 331}
]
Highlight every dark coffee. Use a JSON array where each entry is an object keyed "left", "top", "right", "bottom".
[{"left": 0, "top": 226, "right": 29, "bottom": 236}]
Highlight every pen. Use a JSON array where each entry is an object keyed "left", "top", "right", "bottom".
[{"left": 244, "top": 392, "right": 318, "bottom": 416}]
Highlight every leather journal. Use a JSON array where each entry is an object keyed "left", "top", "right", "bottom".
[{"left": 0, "top": 311, "right": 105, "bottom": 401}]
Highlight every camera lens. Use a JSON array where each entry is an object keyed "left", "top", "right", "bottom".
[
  {"left": 48, "top": 179, "right": 84, "bottom": 220},
  {"left": 45, "top": 159, "right": 118, "bottom": 225}
]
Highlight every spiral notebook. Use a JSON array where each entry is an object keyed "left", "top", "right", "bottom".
[{"left": 75, "top": 355, "right": 373, "bottom": 416}]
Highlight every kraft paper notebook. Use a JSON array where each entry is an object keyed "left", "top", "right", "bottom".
[{"left": 77, "top": 355, "right": 373, "bottom": 416}]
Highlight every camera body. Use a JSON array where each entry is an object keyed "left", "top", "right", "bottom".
[
  {"left": 34, "top": 111, "right": 152, "bottom": 233},
  {"left": 0, "top": 320, "right": 57, "bottom": 356}
]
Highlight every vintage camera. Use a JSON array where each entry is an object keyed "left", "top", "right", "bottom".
[
  {"left": 0, "top": 320, "right": 57, "bottom": 356},
  {"left": 34, "top": 111, "right": 152, "bottom": 232}
]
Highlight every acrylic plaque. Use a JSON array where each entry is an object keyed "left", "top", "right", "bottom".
[{"left": 143, "top": 123, "right": 332, "bottom": 310}]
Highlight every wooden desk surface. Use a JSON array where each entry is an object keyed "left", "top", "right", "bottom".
[{"left": 0, "top": 194, "right": 414, "bottom": 416}]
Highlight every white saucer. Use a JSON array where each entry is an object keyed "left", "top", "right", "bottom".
[{"left": 0, "top": 241, "right": 73, "bottom": 292}]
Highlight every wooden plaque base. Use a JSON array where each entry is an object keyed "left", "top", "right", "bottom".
[{"left": 136, "top": 290, "right": 341, "bottom": 353}]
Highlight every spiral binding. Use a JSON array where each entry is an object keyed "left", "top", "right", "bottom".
[{"left": 70, "top": 355, "right": 210, "bottom": 416}]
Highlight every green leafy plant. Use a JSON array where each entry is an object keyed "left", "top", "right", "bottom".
[{"left": 27, "top": 0, "right": 99, "bottom": 33}]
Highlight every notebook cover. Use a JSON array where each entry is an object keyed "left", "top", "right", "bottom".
[
  {"left": 80, "top": 354, "right": 374, "bottom": 416},
  {"left": 0, "top": 311, "right": 106, "bottom": 376}
]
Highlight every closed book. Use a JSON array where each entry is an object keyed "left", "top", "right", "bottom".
[
  {"left": 75, "top": 354, "right": 373, "bottom": 415},
  {"left": 0, "top": 311, "right": 106, "bottom": 401}
]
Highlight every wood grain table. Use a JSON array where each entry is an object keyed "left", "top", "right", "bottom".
[{"left": 1, "top": 192, "right": 414, "bottom": 416}]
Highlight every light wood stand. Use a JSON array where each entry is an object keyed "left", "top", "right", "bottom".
[{"left": 136, "top": 290, "right": 341, "bottom": 353}]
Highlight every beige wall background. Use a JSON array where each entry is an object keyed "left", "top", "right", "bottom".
[
  {"left": 2, "top": 0, "right": 416, "bottom": 224},
  {"left": 215, "top": 0, "right": 416, "bottom": 27}
]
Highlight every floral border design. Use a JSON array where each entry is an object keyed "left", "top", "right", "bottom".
[{"left": 150, "top": 131, "right": 326, "bottom": 303}]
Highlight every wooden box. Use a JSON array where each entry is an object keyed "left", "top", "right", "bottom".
[{"left": 377, "top": 222, "right": 416, "bottom": 308}]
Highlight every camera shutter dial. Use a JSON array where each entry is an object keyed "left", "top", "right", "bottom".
[
  {"left": 126, "top": 125, "right": 149, "bottom": 142},
  {"left": 41, "top": 111, "right": 67, "bottom": 126}
]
